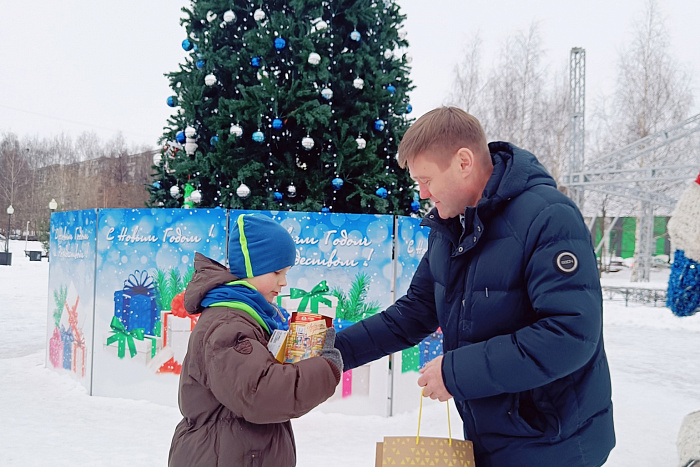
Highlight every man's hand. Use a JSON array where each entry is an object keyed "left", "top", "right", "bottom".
[{"left": 417, "top": 356, "right": 453, "bottom": 402}]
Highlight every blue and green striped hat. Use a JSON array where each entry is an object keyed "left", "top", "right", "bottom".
[{"left": 228, "top": 214, "right": 296, "bottom": 278}]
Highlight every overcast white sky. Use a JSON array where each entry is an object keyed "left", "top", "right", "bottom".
[{"left": 1, "top": 0, "right": 698, "bottom": 148}]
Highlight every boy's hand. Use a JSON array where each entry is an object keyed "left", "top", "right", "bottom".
[{"left": 320, "top": 327, "right": 343, "bottom": 372}]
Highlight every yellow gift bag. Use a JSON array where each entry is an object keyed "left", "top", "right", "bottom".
[{"left": 375, "top": 390, "right": 475, "bottom": 466}]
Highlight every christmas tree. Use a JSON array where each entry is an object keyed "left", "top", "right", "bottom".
[{"left": 149, "top": 0, "right": 419, "bottom": 215}]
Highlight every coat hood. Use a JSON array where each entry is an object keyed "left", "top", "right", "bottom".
[{"left": 183, "top": 252, "right": 240, "bottom": 315}]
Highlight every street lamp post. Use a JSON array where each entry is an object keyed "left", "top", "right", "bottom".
[{"left": 6, "top": 205, "right": 13, "bottom": 253}]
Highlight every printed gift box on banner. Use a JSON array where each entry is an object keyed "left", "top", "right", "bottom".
[
  {"left": 161, "top": 310, "right": 197, "bottom": 364},
  {"left": 72, "top": 338, "right": 86, "bottom": 378},
  {"left": 278, "top": 280, "right": 338, "bottom": 319},
  {"left": 113, "top": 270, "right": 159, "bottom": 336},
  {"left": 104, "top": 316, "right": 162, "bottom": 364},
  {"left": 49, "top": 327, "right": 63, "bottom": 369},
  {"left": 60, "top": 326, "right": 74, "bottom": 370}
]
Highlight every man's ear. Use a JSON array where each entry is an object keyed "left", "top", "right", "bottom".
[{"left": 455, "top": 147, "right": 474, "bottom": 176}]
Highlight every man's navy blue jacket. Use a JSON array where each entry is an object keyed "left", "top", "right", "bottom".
[{"left": 336, "top": 142, "right": 615, "bottom": 466}]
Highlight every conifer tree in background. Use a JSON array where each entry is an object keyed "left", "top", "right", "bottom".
[{"left": 149, "top": 0, "right": 419, "bottom": 215}]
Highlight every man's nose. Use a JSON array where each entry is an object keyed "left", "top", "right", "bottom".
[{"left": 418, "top": 183, "right": 431, "bottom": 200}]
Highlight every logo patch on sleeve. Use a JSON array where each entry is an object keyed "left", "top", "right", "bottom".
[
  {"left": 234, "top": 338, "right": 253, "bottom": 355},
  {"left": 554, "top": 251, "right": 579, "bottom": 275}
]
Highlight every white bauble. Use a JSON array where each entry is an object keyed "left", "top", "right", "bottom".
[
  {"left": 185, "top": 126, "right": 196, "bottom": 138},
  {"left": 315, "top": 20, "right": 328, "bottom": 31},
  {"left": 287, "top": 184, "right": 297, "bottom": 197},
  {"left": 308, "top": 52, "right": 321, "bottom": 65},
  {"left": 253, "top": 9, "right": 266, "bottom": 21},
  {"left": 356, "top": 136, "right": 367, "bottom": 149},
  {"left": 404, "top": 53, "right": 413, "bottom": 64},
  {"left": 236, "top": 183, "right": 251, "bottom": 198},
  {"left": 301, "top": 136, "right": 314, "bottom": 150},
  {"left": 383, "top": 49, "right": 393, "bottom": 60},
  {"left": 321, "top": 87, "right": 333, "bottom": 100},
  {"left": 153, "top": 153, "right": 162, "bottom": 166},
  {"left": 223, "top": 10, "right": 236, "bottom": 22},
  {"left": 190, "top": 190, "right": 202, "bottom": 204},
  {"left": 230, "top": 124, "right": 243, "bottom": 137},
  {"left": 170, "top": 186, "right": 181, "bottom": 198},
  {"left": 204, "top": 74, "right": 217, "bottom": 86},
  {"left": 353, "top": 77, "right": 364, "bottom": 89}
]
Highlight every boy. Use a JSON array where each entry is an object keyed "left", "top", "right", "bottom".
[{"left": 169, "top": 213, "right": 342, "bottom": 467}]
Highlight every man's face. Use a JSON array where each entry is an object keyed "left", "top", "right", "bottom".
[{"left": 408, "top": 150, "right": 472, "bottom": 220}]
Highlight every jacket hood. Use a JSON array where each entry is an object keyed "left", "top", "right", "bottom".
[{"left": 184, "top": 252, "right": 240, "bottom": 315}]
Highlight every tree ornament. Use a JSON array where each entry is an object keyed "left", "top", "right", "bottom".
[
  {"left": 230, "top": 124, "right": 243, "bottom": 137},
  {"left": 406, "top": 103, "right": 413, "bottom": 114},
  {"left": 182, "top": 39, "right": 193, "bottom": 51},
  {"left": 206, "top": 11, "right": 217, "bottom": 22},
  {"left": 398, "top": 30, "right": 407, "bottom": 40},
  {"left": 376, "top": 187, "right": 388, "bottom": 198},
  {"left": 314, "top": 19, "right": 328, "bottom": 32},
  {"left": 383, "top": 49, "right": 393, "bottom": 60},
  {"left": 332, "top": 177, "right": 344, "bottom": 190},
  {"left": 404, "top": 53, "right": 413, "bottom": 64},
  {"left": 353, "top": 77, "right": 364, "bottom": 89},
  {"left": 350, "top": 30, "right": 361, "bottom": 42},
  {"left": 196, "top": 59, "right": 205, "bottom": 69},
  {"left": 308, "top": 52, "right": 321, "bottom": 65},
  {"left": 321, "top": 207, "right": 330, "bottom": 213},
  {"left": 210, "top": 135, "right": 219, "bottom": 146},
  {"left": 223, "top": 10, "right": 236, "bottom": 23},
  {"left": 301, "top": 136, "right": 314, "bottom": 150},
  {"left": 252, "top": 131, "right": 265, "bottom": 143},
  {"left": 236, "top": 183, "right": 251, "bottom": 198},
  {"left": 185, "top": 137, "right": 198, "bottom": 156},
  {"left": 251, "top": 56, "right": 262, "bottom": 67},
  {"left": 273, "top": 191, "right": 283, "bottom": 201},
  {"left": 167, "top": 96, "right": 178, "bottom": 107},
  {"left": 411, "top": 200, "right": 421, "bottom": 212},
  {"left": 190, "top": 189, "right": 202, "bottom": 204},
  {"left": 387, "top": 84, "right": 396, "bottom": 94},
  {"left": 185, "top": 126, "right": 196, "bottom": 138},
  {"left": 204, "top": 74, "right": 217, "bottom": 86},
  {"left": 272, "top": 118, "right": 284, "bottom": 130},
  {"left": 356, "top": 136, "right": 367, "bottom": 149},
  {"left": 170, "top": 185, "right": 181, "bottom": 198},
  {"left": 287, "top": 184, "right": 297, "bottom": 197},
  {"left": 274, "top": 37, "right": 286, "bottom": 50},
  {"left": 253, "top": 9, "right": 266, "bottom": 21},
  {"left": 153, "top": 153, "right": 163, "bottom": 166},
  {"left": 183, "top": 183, "right": 196, "bottom": 208},
  {"left": 153, "top": 181, "right": 161, "bottom": 190},
  {"left": 321, "top": 87, "right": 333, "bottom": 100},
  {"left": 176, "top": 131, "right": 186, "bottom": 144},
  {"left": 374, "top": 119, "right": 386, "bottom": 131}
]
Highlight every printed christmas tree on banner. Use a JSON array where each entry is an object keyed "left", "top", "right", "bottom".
[{"left": 149, "top": 0, "right": 418, "bottom": 214}]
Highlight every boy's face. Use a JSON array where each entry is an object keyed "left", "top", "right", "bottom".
[{"left": 245, "top": 267, "right": 291, "bottom": 303}]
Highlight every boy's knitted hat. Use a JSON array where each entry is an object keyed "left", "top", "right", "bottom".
[{"left": 228, "top": 214, "right": 296, "bottom": 278}]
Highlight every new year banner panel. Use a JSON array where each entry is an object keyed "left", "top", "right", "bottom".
[
  {"left": 391, "top": 216, "right": 443, "bottom": 415},
  {"left": 231, "top": 210, "right": 395, "bottom": 416},
  {"left": 45, "top": 209, "right": 98, "bottom": 390},
  {"left": 91, "top": 208, "right": 228, "bottom": 404}
]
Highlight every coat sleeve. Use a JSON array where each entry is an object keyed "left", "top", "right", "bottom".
[
  {"left": 335, "top": 255, "right": 439, "bottom": 370},
  {"left": 443, "top": 201, "right": 604, "bottom": 400},
  {"left": 204, "top": 319, "right": 339, "bottom": 424}
]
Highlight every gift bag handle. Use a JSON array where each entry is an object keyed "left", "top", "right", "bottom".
[{"left": 417, "top": 388, "right": 453, "bottom": 446}]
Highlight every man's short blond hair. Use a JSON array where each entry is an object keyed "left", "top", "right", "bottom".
[{"left": 397, "top": 107, "right": 489, "bottom": 169}]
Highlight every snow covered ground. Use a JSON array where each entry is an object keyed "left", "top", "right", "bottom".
[{"left": 1, "top": 239, "right": 699, "bottom": 466}]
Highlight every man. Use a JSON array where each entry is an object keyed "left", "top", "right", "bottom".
[{"left": 335, "top": 107, "right": 615, "bottom": 466}]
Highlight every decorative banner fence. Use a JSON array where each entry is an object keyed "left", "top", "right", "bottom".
[{"left": 46, "top": 209, "right": 434, "bottom": 417}]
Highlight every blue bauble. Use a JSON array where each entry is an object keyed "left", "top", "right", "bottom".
[
  {"left": 387, "top": 85, "right": 396, "bottom": 94},
  {"left": 374, "top": 119, "right": 386, "bottom": 131},
  {"left": 196, "top": 59, "right": 205, "bottom": 69},
  {"left": 411, "top": 200, "right": 421, "bottom": 212},
  {"left": 210, "top": 135, "right": 219, "bottom": 146},
  {"left": 274, "top": 37, "right": 286, "bottom": 50},
  {"left": 252, "top": 131, "right": 265, "bottom": 142},
  {"left": 251, "top": 56, "right": 262, "bottom": 67},
  {"left": 376, "top": 187, "right": 388, "bottom": 198},
  {"left": 321, "top": 207, "right": 330, "bottom": 213},
  {"left": 350, "top": 30, "right": 361, "bottom": 41},
  {"left": 274, "top": 191, "right": 283, "bottom": 201},
  {"left": 272, "top": 118, "right": 283, "bottom": 129},
  {"left": 406, "top": 103, "right": 413, "bottom": 114},
  {"left": 182, "top": 39, "right": 193, "bottom": 51},
  {"left": 176, "top": 131, "right": 186, "bottom": 144},
  {"left": 332, "top": 177, "right": 344, "bottom": 190},
  {"left": 153, "top": 181, "right": 162, "bottom": 190},
  {"left": 166, "top": 96, "right": 177, "bottom": 107}
]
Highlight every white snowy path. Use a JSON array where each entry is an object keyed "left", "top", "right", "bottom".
[{"left": 1, "top": 239, "right": 699, "bottom": 466}]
